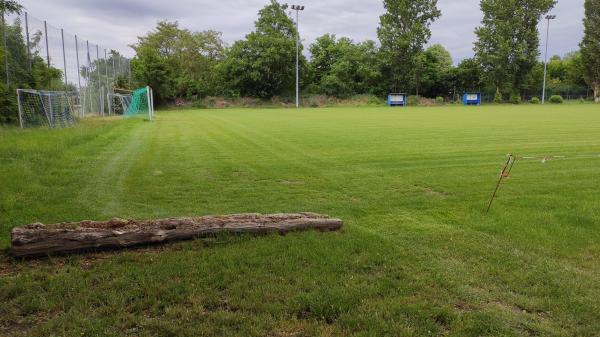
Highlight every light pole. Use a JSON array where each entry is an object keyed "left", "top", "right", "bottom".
[
  {"left": 542, "top": 14, "right": 556, "bottom": 104},
  {"left": 291, "top": 5, "right": 304, "bottom": 108}
]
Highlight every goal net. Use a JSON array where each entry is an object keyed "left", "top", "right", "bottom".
[
  {"left": 124, "top": 86, "right": 154, "bottom": 120},
  {"left": 108, "top": 93, "right": 133, "bottom": 116},
  {"left": 17, "top": 89, "right": 77, "bottom": 128}
]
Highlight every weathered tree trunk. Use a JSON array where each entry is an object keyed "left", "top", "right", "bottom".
[
  {"left": 10, "top": 213, "right": 343, "bottom": 258},
  {"left": 594, "top": 84, "right": 599, "bottom": 103}
]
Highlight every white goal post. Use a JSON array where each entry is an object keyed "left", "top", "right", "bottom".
[
  {"left": 17, "top": 89, "right": 77, "bottom": 128},
  {"left": 122, "top": 86, "right": 154, "bottom": 120},
  {"left": 107, "top": 92, "right": 133, "bottom": 116}
]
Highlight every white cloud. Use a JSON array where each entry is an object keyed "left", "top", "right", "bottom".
[{"left": 17, "top": 0, "right": 585, "bottom": 63}]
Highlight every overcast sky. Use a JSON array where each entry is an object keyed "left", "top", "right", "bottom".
[{"left": 17, "top": 0, "right": 585, "bottom": 63}]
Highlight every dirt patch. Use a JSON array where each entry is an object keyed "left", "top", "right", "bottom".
[
  {"left": 279, "top": 180, "right": 305, "bottom": 185},
  {"left": 202, "top": 298, "right": 239, "bottom": 313},
  {"left": 414, "top": 185, "right": 449, "bottom": 197},
  {"left": 454, "top": 300, "right": 476, "bottom": 311},
  {"left": 268, "top": 324, "right": 306, "bottom": 337},
  {"left": 487, "top": 300, "right": 549, "bottom": 319}
]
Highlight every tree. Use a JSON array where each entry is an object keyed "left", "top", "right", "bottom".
[
  {"left": 0, "top": 2, "right": 63, "bottom": 124},
  {"left": 0, "top": 0, "right": 23, "bottom": 86},
  {"left": 131, "top": 21, "right": 225, "bottom": 103},
  {"left": 452, "top": 58, "right": 483, "bottom": 96},
  {"left": 309, "top": 34, "right": 340, "bottom": 86},
  {"left": 562, "top": 52, "right": 586, "bottom": 88},
  {"left": 221, "top": 0, "right": 304, "bottom": 98},
  {"left": 0, "top": 0, "right": 22, "bottom": 13},
  {"left": 537, "top": 52, "right": 588, "bottom": 99},
  {"left": 308, "top": 35, "right": 382, "bottom": 98},
  {"left": 377, "top": 0, "right": 441, "bottom": 93},
  {"left": 474, "top": 0, "right": 556, "bottom": 98},
  {"left": 131, "top": 38, "right": 169, "bottom": 102},
  {"left": 414, "top": 44, "right": 453, "bottom": 97},
  {"left": 580, "top": 0, "right": 600, "bottom": 102}
]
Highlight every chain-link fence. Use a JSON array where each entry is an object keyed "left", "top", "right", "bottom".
[{"left": 2, "top": 10, "right": 131, "bottom": 119}]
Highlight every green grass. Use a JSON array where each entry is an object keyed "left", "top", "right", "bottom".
[{"left": 1, "top": 105, "right": 599, "bottom": 336}]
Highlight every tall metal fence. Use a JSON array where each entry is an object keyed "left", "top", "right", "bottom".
[{"left": 2, "top": 11, "right": 131, "bottom": 117}]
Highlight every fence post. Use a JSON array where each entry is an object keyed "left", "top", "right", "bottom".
[
  {"left": 85, "top": 40, "right": 93, "bottom": 111},
  {"left": 2, "top": 9, "right": 9, "bottom": 86},
  {"left": 100, "top": 85, "right": 104, "bottom": 116},
  {"left": 107, "top": 89, "right": 111, "bottom": 116},
  {"left": 61, "top": 28, "right": 68, "bottom": 90},
  {"left": 111, "top": 52, "right": 115, "bottom": 87},
  {"left": 43, "top": 20, "right": 49, "bottom": 67},
  {"left": 25, "top": 12, "right": 31, "bottom": 71},
  {"left": 104, "top": 48, "right": 109, "bottom": 96},
  {"left": 75, "top": 34, "right": 82, "bottom": 117},
  {"left": 96, "top": 44, "right": 102, "bottom": 116},
  {"left": 86, "top": 40, "right": 91, "bottom": 116}
]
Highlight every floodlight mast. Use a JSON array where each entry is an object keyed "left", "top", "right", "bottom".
[
  {"left": 542, "top": 14, "right": 556, "bottom": 104},
  {"left": 292, "top": 5, "right": 305, "bottom": 109}
]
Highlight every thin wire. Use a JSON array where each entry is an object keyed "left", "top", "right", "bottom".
[
  {"left": 517, "top": 154, "right": 600, "bottom": 162},
  {"left": 485, "top": 152, "right": 599, "bottom": 214}
]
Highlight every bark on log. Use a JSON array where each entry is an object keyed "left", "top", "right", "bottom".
[{"left": 10, "top": 213, "right": 343, "bottom": 258}]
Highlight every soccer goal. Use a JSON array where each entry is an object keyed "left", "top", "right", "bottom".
[
  {"left": 123, "top": 86, "right": 155, "bottom": 120},
  {"left": 17, "top": 89, "right": 77, "bottom": 128},
  {"left": 107, "top": 92, "right": 133, "bottom": 116}
]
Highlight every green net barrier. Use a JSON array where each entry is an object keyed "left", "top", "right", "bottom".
[{"left": 125, "top": 87, "right": 149, "bottom": 117}]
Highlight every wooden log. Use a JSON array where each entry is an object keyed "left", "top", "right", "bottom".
[{"left": 10, "top": 213, "right": 343, "bottom": 258}]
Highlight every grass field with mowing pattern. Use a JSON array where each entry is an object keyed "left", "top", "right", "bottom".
[{"left": 1, "top": 104, "right": 599, "bottom": 336}]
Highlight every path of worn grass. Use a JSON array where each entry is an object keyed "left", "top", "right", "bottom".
[{"left": 1, "top": 105, "right": 599, "bottom": 336}]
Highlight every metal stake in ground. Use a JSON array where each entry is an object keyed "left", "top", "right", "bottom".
[{"left": 486, "top": 154, "right": 517, "bottom": 214}]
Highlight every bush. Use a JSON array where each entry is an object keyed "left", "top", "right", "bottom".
[
  {"left": 192, "top": 100, "right": 209, "bottom": 109},
  {"left": 549, "top": 95, "right": 564, "bottom": 104},
  {"left": 494, "top": 89, "right": 503, "bottom": 104},
  {"left": 367, "top": 95, "right": 385, "bottom": 106},
  {"left": 407, "top": 95, "right": 420, "bottom": 106},
  {"left": 530, "top": 97, "right": 540, "bottom": 104},
  {"left": 435, "top": 96, "right": 444, "bottom": 105},
  {"left": 0, "top": 84, "right": 19, "bottom": 125},
  {"left": 509, "top": 92, "right": 521, "bottom": 105}
]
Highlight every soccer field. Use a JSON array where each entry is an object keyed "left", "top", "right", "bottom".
[{"left": 1, "top": 105, "right": 599, "bottom": 336}]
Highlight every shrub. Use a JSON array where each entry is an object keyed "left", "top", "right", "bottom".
[
  {"left": 435, "top": 96, "right": 444, "bottom": 105},
  {"left": 0, "top": 84, "right": 19, "bottom": 125},
  {"left": 408, "top": 95, "right": 420, "bottom": 106},
  {"left": 530, "top": 97, "right": 540, "bottom": 104},
  {"left": 417, "top": 98, "right": 437, "bottom": 106},
  {"left": 494, "top": 89, "right": 503, "bottom": 104},
  {"left": 509, "top": 92, "right": 521, "bottom": 104},
  {"left": 549, "top": 95, "right": 564, "bottom": 104},
  {"left": 579, "top": 98, "right": 586, "bottom": 104},
  {"left": 192, "top": 100, "right": 208, "bottom": 109},
  {"left": 367, "top": 95, "right": 385, "bottom": 106}
]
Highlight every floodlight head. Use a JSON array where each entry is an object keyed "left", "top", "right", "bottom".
[
  {"left": 292, "top": 4, "right": 305, "bottom": 10},
  {"left": 546, "top": 15, "right": 556, "bottom": 20}
]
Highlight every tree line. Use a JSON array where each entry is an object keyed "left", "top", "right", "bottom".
[
  {"left": 0, "top": 0, "right": 64, "bottom": 123},
  {"left": 1, "top": 0, "right": 599, "bottom": 124},
  {"left": 131, "top": 0, "right": 599, "bottom": 105},
  {"left": 0, "top": 0, "right": 133, "bottom": 124}
]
